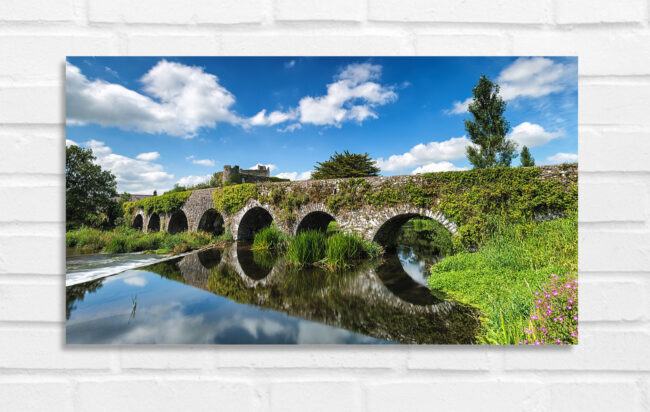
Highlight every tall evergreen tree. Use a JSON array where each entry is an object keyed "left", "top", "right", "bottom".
[
  {"left": 519, "top": 145, "right": 535, "bottom": 167},
  {"left": 312, "top": 151, "right": 380, "bottom": 179},
  {"left": 464, "top": 75, "right": 518, "bottom": 168}
]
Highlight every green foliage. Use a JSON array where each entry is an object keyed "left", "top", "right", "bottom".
[
  {"left": 399, "top": 219, "right": 454, "bottom": 257},
  {"left": 428, "top": 214, "right": 577, "bottom": 344},
  {"left": 253, "top": 226, "right": 289, "bottom": 251},
  {"left": 464, "top": 75, "right": 518, "bottom": 168},
  {"left": 66, "top": 145, "right": 117, "bottom": 229},
  {"left": 123, "top": 191, "right": 192, "bottom": 221},
  {"left": 269, "top": 176, "right": 291, "bottom": 182},
  {"left": 213, "top": 184, "right": 258, "bottom": 214},
  {"left": 520, "top": 145, "right": 535, "bottom": 167},
  {"left": 286, "top": 230, "right": 327, "bottom": 266},
  {"left": 66, "top": 227, "right": 214, "bottom": 254},
  {"left": 312, "top": 150, "right": 380, "bottom": 179},
  {"left": 323, "top": 232, "right": 380, "bottom": 270}
]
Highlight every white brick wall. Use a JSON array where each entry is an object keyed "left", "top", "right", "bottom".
[{"left": 0, "top": 0, "right": 648, "bottom": 410}]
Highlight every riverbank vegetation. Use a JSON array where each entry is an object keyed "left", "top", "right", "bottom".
[
  {"left": 66, "top": 227, "right": 215, "bottom": 254},
  {"left": 252, "top": 226, "right": 382, "bottom": 270},
  {"left": 427, "top": 213, "right": 578, "bottom": 345}
]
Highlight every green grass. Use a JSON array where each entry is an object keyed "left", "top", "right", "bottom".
[
  {"left": 252, "top": 226, "right": 288, "bottom": 251},
  {"left": 427, "top": 214, "right": 577, "bottom": 344},
  {"left": 286, "top": 230, "right": 327, "bottom": 266},
  {"left": 66, "top": 226, "right": 214, "bottom": 254}
]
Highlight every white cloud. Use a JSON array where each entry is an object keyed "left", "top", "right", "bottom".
[
  {"left": 498, "top": 57, "right": 576, "bottom": 100},
  {"left": 104, "top": 66, "right": 119, "bottom": 78},
  {"left": 277, "top": 123, "right": 302, "bottom": 133},
  {"left": 297, "top": 63, "right": 397, "bottom": 126},
  {"left": 248, "top": 163, "right": 277, "bottom": 172},
  {"left": 66, "top": 139, "right": 77, "bottom": 146},
  {"left": 446, "top": 57, "right": 576, "bottom": 114},
  {"left": 176, "top": 174, "right": 212, "bottom": 187},
  {"left": 123, "top": 276, "right": 147, "bottom": 287},
  {"left": 66, "top": 60, "right": 241, "bottom": 138},
  {"left": 375, "top": 136, "right": 471, "bottom": 171},
  {"left": 136, "top": 151, "right": 160, "bottom": 161},
  {"left": 445, "top": 97, "right": 473, "bottom": 115},
  {"left": 186, "top": 155, "right": 215, "bottom": 167},
  {"left": 83, "top": 140, "right": 174, "bottom": 194},
  {"left": 248, "top": 109, "right": 296, "bottom": 126},
  {"left": 508, "top": 122, "right": 564, "bottom": 148},
  {"left": 411, "top": 162, "right": 467, "bottom": 174},
  {"left": 284, "top": 60, "right": 296, "bottom": 69},
  {"left": 275, "top": 171, "right": 312, "bottom": 181},
  {"left": 546, "top": 152, "right": 578, "bottom": 164}
]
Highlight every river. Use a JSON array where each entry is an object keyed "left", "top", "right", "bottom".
[{"left": 66, "top": 237, "right": 479, "bottom": 344}]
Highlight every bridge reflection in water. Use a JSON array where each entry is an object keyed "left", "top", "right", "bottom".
[{"left": 133, "top": 245, "right": 480, "bottom": 344}]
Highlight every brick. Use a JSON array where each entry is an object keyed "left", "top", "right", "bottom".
[
  {"left": 0, "top": 87, "right": 62, "bottom": 124},
  {"left": 504, "top": 328, "right": 650, "bottom": 370},
  {"left": 368, "top": 0, "right": 549, "bottom": 23},
  {"left": 415, "top": 34, "right": 509, "bottom": 55},
  {"left": 579, "top": 83, "right": 650, "bottom": 126},
  {"left": 580, "top": 278, "right": 646, "bottom": 321},
  {"left": 0, "top": 35, "right": 117, "bottom": 82},
  {"left": 0, "top": 0, "right": 76, "bottom": 22},
  {"left": 126, "top": 35, "right": 219, "bottom": 55},
  {"left": 120, "top": 348, "right": 214, "bottom": 370},
  {"left": 579, "top": 181, "right": 646, "bottom": 222},
  {"left": 218, "top": 34, "right": 414, "bottom": 55},
  {"left": 579, "top": 231, "right": 650, "bottom": 272},
  {"left": 579, "top": 129, "right": 650, "bottom": 172},
  {"left": 366, "top": 381, "right": 546, "bottom": 412},
  {"left": 76, "top": 380, "right": 256, "bottom": 412},
  {"left": 88, "top": 0, "right": 266, "bottom": 24},
  {"left": 0, "top": 187, "right": 63, "bottom": 222},
  {"left": 555, "top": 0, "right": 645, "bottom": 24},
  {"left": 511, "top": 31, "right": 650, "bottom": 76},
  {"left": 548, "top": 381, "right": 643, "bottom": 411},
  {"left": 0, "top": 382, "right": 74, "bottom": 412},
  {"left": 275, "top": 0, "right": 364, "bottom": 21},
  {"left": 407, "top": 346, "right": 493, "bottom": 370},
  {"left": 0, "top": 236, "right": 63, "bottom": 275},
  {"left": 271, "top": 382, "right": 361, "bottom": 412},
  {"left": 0, "top": 282, "right": 62, "bottom": 322},
  {"left": 0, "top": 126, "right": 64, "bottom": 174},
  {"left": 0, "top": 328, "right": 111, "bottom": 369}
]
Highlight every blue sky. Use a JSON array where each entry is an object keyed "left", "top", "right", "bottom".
[{"left": 65, "top": 56, "right": 577, "bottom": 194}]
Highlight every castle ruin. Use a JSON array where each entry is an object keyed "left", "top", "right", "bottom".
[{"left": 222, "top": 164, "right": 271, "bottom": 184}]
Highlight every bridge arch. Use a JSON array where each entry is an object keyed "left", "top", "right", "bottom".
[
  {"left": 197, "top": 208, "right": 224, "bottom": 236},
  {"left": 371, "top": 206, "right": 456, "bottom": 248},
  {"left": 147, "top": 213, "right": 160, "bottom": 233},
  {"left": 132, "top": 213, "right": 144, "bottom": 231},
  {"left": 168, "top": 210, "right": 188, "bottom": 234},
  {"left": 234, "top": 201, "right": 277, "bottom": 241},
  {"left": 294, "top": 203, "right": 337, "bottom": 235}
]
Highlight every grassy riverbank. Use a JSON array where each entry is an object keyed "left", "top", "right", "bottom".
[
  {"left": 253, "top": 226, "right": 381, "bottom": 270},
  {"left": 428, "top": 214, "right": 578, "bottom": 344},
  {"left": 66, "top": 227, "right": 220, "bottom": 254}
]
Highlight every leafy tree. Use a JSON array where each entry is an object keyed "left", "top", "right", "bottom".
[
  {"left": 312, "top": 151, "right": 380, "bottom": 180},
  {"left": 465, "top": 75, "right": 518, "bottom": 168},
  {"left": 520, "top": 146, "right": 535, "bottom": 167},
  {"left": 153, "top": 190, "right": 157, "bottom": 196},
  {"left": 66, "top": 145, "right": 117, "bottom": 228}
]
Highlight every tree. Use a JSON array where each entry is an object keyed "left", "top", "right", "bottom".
[
  {"left": 153, "top": 190, "right": 157, "bottom": 196},
  {"left": 66, "top": 145, "right": 117, "bottom": 228},
  {"left": 464, "top": 75, "right": 518, "bottom": 168},
  {"left": 520, "top": 146, "right": 535, "bottom": 167},
  {"left": 312, "top": 150, "right": 380, "bottom": 180}
]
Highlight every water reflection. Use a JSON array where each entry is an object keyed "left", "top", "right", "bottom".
[{"left": 66, "top": 243, "right": 479, "bottom": 344}]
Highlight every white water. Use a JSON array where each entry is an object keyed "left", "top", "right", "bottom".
[{"left": 66, "top": 252, "right": 177, "bottom": 286}]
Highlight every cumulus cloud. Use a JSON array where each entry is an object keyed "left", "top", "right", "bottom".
[
  {"left": 66, "top": 139, "right": 77, "bottom": 146},
  {"left": 275, "top": 171, "right": 312, "bottom": 181},
  {"left": 411, "top": 162, "right": 467, "bottom": 174},
  {"left": 176, "top": 174, "right": 212, "bottom": 187},
  {"left": 297, "top": 63, "right": 397, "bottom": 126},
  {"left": 186, "top": 155, "right": 215, "bottom": 167},
  {"left": 446, "top": 57, "right": 576, "bottom": 114},
  {"left": 375, "top": 136, "right": 471, "bottom": 171},
  {"left": 66, "top": 60, "right": 240, "bottom": 138},
  {"left": 136, "top": 151, "right": 160, "bottom": 161},
  {"left": 277, "top": 123, "right": 302, "bottom": 133},
  {"left": 83, "top": 140, "right": 174, "bottom": 193},
  {"left": 248, "top": 109, "right": 296, "bottom": 126},
  {"left": 546, "top": 152, "right": 578, "bottom": 164},
  {"left": 248, "top": 163, "right": 277, "bottom": 172},
  {"left": 508, "top": 122, "right": 564, "bottom": 148}
]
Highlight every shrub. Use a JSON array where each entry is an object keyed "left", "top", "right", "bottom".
[
  {"left": 213, "top": 184, "right": 259, "bottom": 214},
  {"left": 325, "top": 233, "right": 363, "bottom": 270},
  {"left": 253, "top": 226, "right": 288, "bottom": 251},
  {"left": 286, "top": 230, "right": 326, "bottom": 265},
  {"left": 520, "top": 273, "right": 578, "bottom": 345}
]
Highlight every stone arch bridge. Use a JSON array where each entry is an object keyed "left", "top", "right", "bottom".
[{"left": 130, "top": 165, "right": 575, "bottom": 247}]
